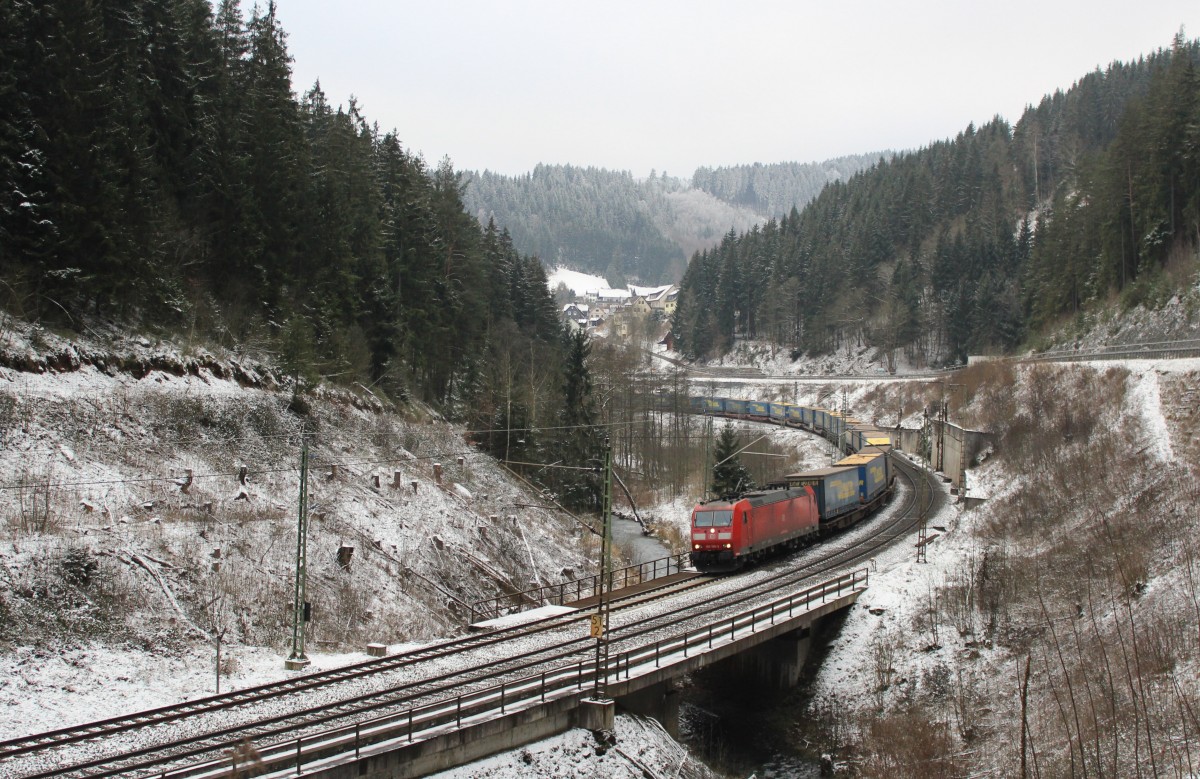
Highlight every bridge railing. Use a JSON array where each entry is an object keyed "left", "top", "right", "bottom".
[
  {"left": 606, "top": 566, "right": 869, "bottom": 682},
  {"left": 162, "top": 568, "right": 868, "bottom": 779},
  {"left": 1026, "top": 343, "right": 1200, "bottom": 362},
  {"left": 469, "top": 552, "right": 691, "bottom": 623}
]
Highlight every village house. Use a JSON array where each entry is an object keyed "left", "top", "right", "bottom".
[{"left": 561, "top": 281, "right": 677, "bottom": 336}]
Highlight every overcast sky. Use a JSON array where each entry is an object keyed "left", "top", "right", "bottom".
[{"left": 268, "top": 1, "right": 1200, "bottom": 178}]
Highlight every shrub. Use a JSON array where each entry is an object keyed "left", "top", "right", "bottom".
[
  {"left": 59, "top": 545, "right": 99, "bottom": 588},
  {"left": 856, "top": 709, "right": 964, "bottom": 779}
]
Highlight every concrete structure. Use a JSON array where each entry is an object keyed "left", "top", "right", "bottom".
[
  {"left": 927, "top": 418, "right": 993, "bottom": 489},
  {"left": 888, "top": 421, "right": 992, "bottom": 491},
  {"left": 200, "top": 571, "right": 866, "bottom": 779}
]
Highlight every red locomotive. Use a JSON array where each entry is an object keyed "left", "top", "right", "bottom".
[{"left": 689, "top": 486, "right": 819, "bottom": 572}]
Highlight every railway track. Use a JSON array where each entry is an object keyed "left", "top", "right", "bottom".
[
  {"left": 1, "top": 436, "right": 941, "bottom": 779},
  {"left": 0, "top": 569, "right": 712, "bottom": 767}
]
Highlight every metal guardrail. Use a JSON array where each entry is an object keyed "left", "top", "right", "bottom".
[
  {"left": 658, "top": 338, "right": 1200, "bottom": 383},
  {"left": 1026, "top": 339, "right": 1200, "bottom": 363},
  {"left": 468, "top": 553, "right": 691, "bottom": 623},
  {"left": 160, "top": 568, "right": 869, "bottom": 779}
]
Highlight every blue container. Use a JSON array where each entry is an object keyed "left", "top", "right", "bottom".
[
  {"left": 785, "top": 466, "right": 860, "bottom": 520},
  {"left": 836, "top": 452, "right": 890, "bottom": 502},
  {"left": 747, "top": 400, "right": 770, "bottom": 418},
  {"left": 723, "top": 398, "right": 749, "bottom": 416},
  {"left": 852, "top": 428, "right": 888, "bottom": 451}
]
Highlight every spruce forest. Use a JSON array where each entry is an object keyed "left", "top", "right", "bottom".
[
  {"left": 672, "top": 36, "right": 1200, "bottom": 366},
  {"left": 460, "top": 155, "right": 884, "bottom": 286},
  {"left": 3, "top": 2, "right": 1198, "bottom": 497},
  {"left": 0, "top": 0, "right": 607, "bottom": 501}
]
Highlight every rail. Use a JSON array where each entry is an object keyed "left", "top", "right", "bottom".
[
  {"left": 1025, "top": 338, "right": 1200, "bottom": 363},
  {"left": 157, "top": 568, "right": 868, "bottom": 779},
  {"left": 469, "top": 553, "right": 691, "bottom": 622}
]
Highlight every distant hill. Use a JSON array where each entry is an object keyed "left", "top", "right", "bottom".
[
  {"left": 691, "top": 157, "right": 889, "bottom": 216},
  {"left": 460, "top": 155, "right": 886, "bottom": 285},
  {"left": 671, "top": 37, "right": 1200, "bottom": 366}
]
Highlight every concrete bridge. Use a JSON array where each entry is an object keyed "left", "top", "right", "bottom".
[{"left": 181, "top": 569, "right": 866, "bottom": 779}]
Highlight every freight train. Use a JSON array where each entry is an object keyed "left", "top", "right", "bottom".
[{"left": 688, "top": 396, "right": 895, "bottom": 572}]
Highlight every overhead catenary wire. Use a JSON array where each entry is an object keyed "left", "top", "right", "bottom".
[
  {"left": 0, "top": 401, "right": 814, "bottom": 492},
  {"left": 0, "top": 448, "right": 488, "bottom": 492},
  {"left": 0, "top": 414, "right": 667, "bottom": 462}
]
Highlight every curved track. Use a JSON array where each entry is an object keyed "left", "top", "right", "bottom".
[{"left": 0, "top": 431, "right": 943, "bottom": 779}]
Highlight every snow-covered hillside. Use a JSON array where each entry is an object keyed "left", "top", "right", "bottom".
[
  {"left": 4, "top": 304, "right": 1198, "bottom": 777},
  {"left": 797, "top": 357, "right": 1200, "bottom": 774},
  {"left": 0, "top": 316, "right": 593, "bottom": 739}
]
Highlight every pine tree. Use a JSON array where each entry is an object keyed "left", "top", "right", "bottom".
[
  {"left": 711, "top": 423, "right": 754, "bottom": 497},
  {"left": 240, "top": 0, "right": 311, "bottom": 311},
  {"left": 550, "top": 329, "right": 602, "bottom": 508}
]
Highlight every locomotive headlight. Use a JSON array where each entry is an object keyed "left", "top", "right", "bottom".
[{"left": 724, "top": 543, "right": 731, "bottom": 549}]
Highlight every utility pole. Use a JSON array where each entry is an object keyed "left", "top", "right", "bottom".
[
  {"left": 286, "top": 439, "right": 311, "bottom": 670},
  {"left": 916, "top": 467, "right": 928, "bottom": 564},
  {"left": 840, "top": 387, "right": 850, "bottom": 454},
  {"left": 592, "top": 436, "right": 614, "bottom": 701},
  {"left": 938, "top": 383, "right": 964, "bottom": 477},
  {"left": 703, "top": 388, "right": 714, "bottom": 497},
  {"left": 937, "top": 396, "right": 947, "bottom": 472}
]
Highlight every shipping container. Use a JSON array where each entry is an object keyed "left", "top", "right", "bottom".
[
  {"left": 863, "top": 436, "right": 893, "bottom": 454},
  {"left": 850, "top": 427, "right": 887, "bottom": 451},
  {"left": 836, "top": 451, "right": 891, "bottom": 503},
  {"left": 784, "top": 465, "right": 860, "bottom": 521},
  {"left": 746, "top": 400, "right": 770, "bottom": 418},
  {"left": 723, "top": 398, "right": 749, "bottom": 416}
]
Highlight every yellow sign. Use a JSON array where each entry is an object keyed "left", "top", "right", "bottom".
[{"left": 589, "top": 613, "right": 604, "bottom": 638}]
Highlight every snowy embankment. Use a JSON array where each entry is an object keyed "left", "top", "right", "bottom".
[
  {"left": 802, "top": 357, "right": 1200, "bottom": 774},
  {"left": 430, "top": 713, "right": 714, "bottom": 779},
  {"left": 0, "top": 318, "right": 591, "bottom": 743},
  {"left": 4, "top": 299, "right": 1197, "bottom": 775}
]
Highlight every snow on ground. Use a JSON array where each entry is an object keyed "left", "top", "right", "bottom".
[
  {"left": 806, "top": 487, "right": 971, "bottom": 709},
  {"left": 0, "top": 318, "right": 596, "bottom": 747},
  {"left": 0, "top": 641, "right": 425, "bottom": 736},
  {"left": 700, "top": 339, "right": 929, "bottom": 377},
  {"left": 804, "top": 356, "right": 1198, "bottom": 736},
  {"left": 1104, "top": 358, "right": 1194, "bottom": 463},
  {"left": 4, "top": 302, "right": 1195, "bottom": 774},
  {"left": 1048, "top": 288, "right": 1200, "bottom": 351},
  {"left": 547, "top": 267, "right": 615, "bottom": 298},
  {"left": 427, "top": 713, "right": 715, "bottom": 779}
]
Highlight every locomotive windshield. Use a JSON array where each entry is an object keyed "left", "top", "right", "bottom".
[{"left": 694, "top": 509, "right": 734, "bottom": 527}]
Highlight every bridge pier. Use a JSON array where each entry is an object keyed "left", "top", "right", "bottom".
[
  {"left": 237, "top": 579, "right": 864, "bottom": 779},
  {"left": 617, "top": 679, "right": 681, "bottom": 738},
  {"left": 577, "top": 697, "right": 615, "bottom": 731},
  {"left": 720, "top": 625, "right": 812, "bottom": 690}
]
